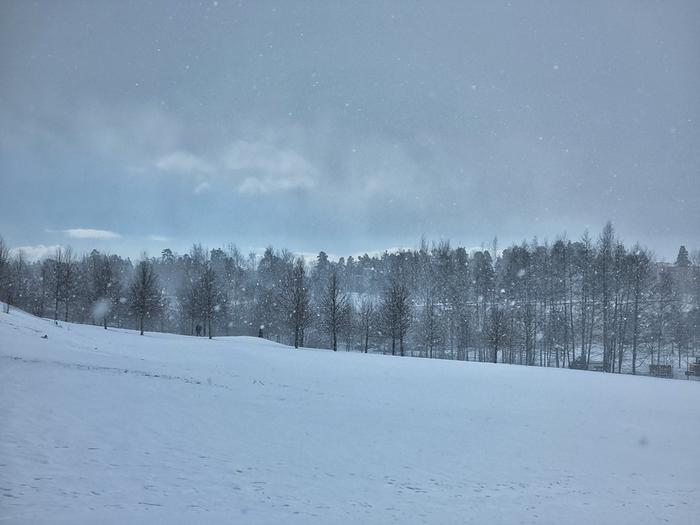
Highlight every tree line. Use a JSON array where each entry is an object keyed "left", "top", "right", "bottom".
[{"left": 1, "top": 223, "right": 698, "bottom": 376}]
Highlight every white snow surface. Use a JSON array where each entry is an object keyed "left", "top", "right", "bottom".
[{"left": 1, "top": 307, "right": 699, "bottom": 524}]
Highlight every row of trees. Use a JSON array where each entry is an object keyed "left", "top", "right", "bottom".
[{"left": 1, "top": 225, "right": 698, "bottom": 376}]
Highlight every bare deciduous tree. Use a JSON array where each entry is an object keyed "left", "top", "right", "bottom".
[
  {"left": 280, "top": 258, "right": 312, "bottom": 348},
  {"left": 487, "top": 305, "right": 507, "bottom": 363},
  {"left": 320, "top": 270, "right": 349, "bottom": 351},
  {"left": 89, "top": 252, "right": 118, "bottom": 329},
  {"left": 128, "top": 258, "right": 162, "bottom": 335},
  {"left": 359, "top": 298, "right": 375, "bottom": 353},
  {"left": 629, "top": 245, "right": 651, "bottom": 374},
  {"left": 61, "top": 247, "right": 76, "bottom": 322},
  {"left": 380, "top": 280, "right": 412, "bottom": 356},
  {"left": 198, "top": 263, "right": 225, "bottom": 339},
  {"left": 0, "top": 236, "right": 9, "bottom": 312}
]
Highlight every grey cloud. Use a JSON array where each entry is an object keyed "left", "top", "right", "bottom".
[
  {"left": 151, "top": 138, "right": 319, "bottom": 194},
  {"left": 155, "top": 151, "right": 214, "bottom": 176},
  {"left": 225, "top": 140, "right": 317, "bottom": 194},
  {"left": 62, "top": 229, "right": 121, "bottom": 240},
  {"left": 148, "top": 235, "right": 169, "bottom": 243},
  {"left": 9, "top": 244, "right": 63, "bottom": 261},
  {"left": 0, "top": 0, "right": 698, "bottom": 258}
]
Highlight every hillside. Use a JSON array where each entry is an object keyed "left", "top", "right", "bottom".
[{"left": 1, "top": 307, "right": 699, "bottom": 524}]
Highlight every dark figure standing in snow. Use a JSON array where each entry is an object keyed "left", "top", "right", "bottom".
[
  {"left": 258, "top": 327, "right": 264, "bottom": 338},
  {"left": 195, "top": 324, "right": 202, "bottom": 337}
]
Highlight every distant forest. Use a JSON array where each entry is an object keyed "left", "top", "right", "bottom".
[{"left": 1, "top": 223, "right": 699, "bottom": 377}]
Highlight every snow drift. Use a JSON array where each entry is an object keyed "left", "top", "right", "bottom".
[{"left": 1, "top": 307, "right": 699, "bottom": 524}]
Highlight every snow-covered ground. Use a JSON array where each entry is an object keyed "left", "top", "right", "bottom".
[{"left": 1, "top": 307, "right": 699, "bottom": 524}]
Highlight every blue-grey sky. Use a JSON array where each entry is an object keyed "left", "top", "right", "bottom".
[{"left": 1, "top": 0, "right": 699, "bottom": 260}]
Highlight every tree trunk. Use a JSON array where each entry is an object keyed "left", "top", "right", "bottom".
[{"left": 632, "top": 291, "right": 639, "bottom": 375}]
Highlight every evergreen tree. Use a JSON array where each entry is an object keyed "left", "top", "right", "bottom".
[{"left": 675, "top": 245, "right": 691, "bottom": 267}]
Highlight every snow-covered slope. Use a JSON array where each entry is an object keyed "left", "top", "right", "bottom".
[{"left": 1, "top": 308, "right": 699, "bottom": 524}]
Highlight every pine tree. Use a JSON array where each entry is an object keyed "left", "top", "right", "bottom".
[{"left": 675, "top": 246, "right": 691, "bottom": 268}]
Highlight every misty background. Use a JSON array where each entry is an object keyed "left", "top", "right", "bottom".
[{"left": 1, "top": 0, "right": 699, "bottom": 260}]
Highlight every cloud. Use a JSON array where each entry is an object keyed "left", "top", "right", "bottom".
[
  {"left": 223, "top": 140, "right": 314, "bottom": 176},
  {"left": 9, "top": 244, "right": 63, "bottom": 261},
  {"left": 79, "top": 103, "right": 183, "bottom": 162},
  {"left": 238, "top": 174, "right": 314, "bottom": 194},
  {"left": 222, "top": 140, "right": 317, "bottom": 194},
  {"left": 11, "top": 94, "right": 319, "bottom": 197},
  {"left": 155, "top": 150, "right": 214, "bottom": 175},
  {"left": 193, "top": 181, "right": 211, "bottom": 194},
  {"left": 148, "top": 235, "right": 169, "bottom": 242},
  {"left": 152, "top": 139, "right": 318, "bottom": 194},
  {"left": 63, "top": 229, "right": 121, "bottom": 239}
]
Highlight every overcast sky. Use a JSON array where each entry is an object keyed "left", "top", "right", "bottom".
[{"left": 1, "top": 0, "right": 698, "bottom": 261}]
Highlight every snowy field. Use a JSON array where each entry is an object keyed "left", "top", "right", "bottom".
[{"left": 1, "top": 307, "right": 699, "bottom": 524}]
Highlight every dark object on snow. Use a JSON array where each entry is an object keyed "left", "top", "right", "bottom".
[
  {"left": 686, "top": 361, "right": 700, "bottom": 378},
  {"left": 195, "top": 324, "right": 202, "bottom": 337},
  {"left": 588, "top": 361, "right": 605, "bottom": 372},
  {"left": 258, "top": 327, "right": 263, "bottom": 338},
  {"left": 41, "top": 334, "right": 48, "bottom": 339},
  {"left": 649, "top": 364, "right": 673, "bottom": 378},
  {"left": 568, "top": 356, "right": 587, "bottom": 370},
  {"left": 569, "top": 356, "right": 604, "bottom": 372}
]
